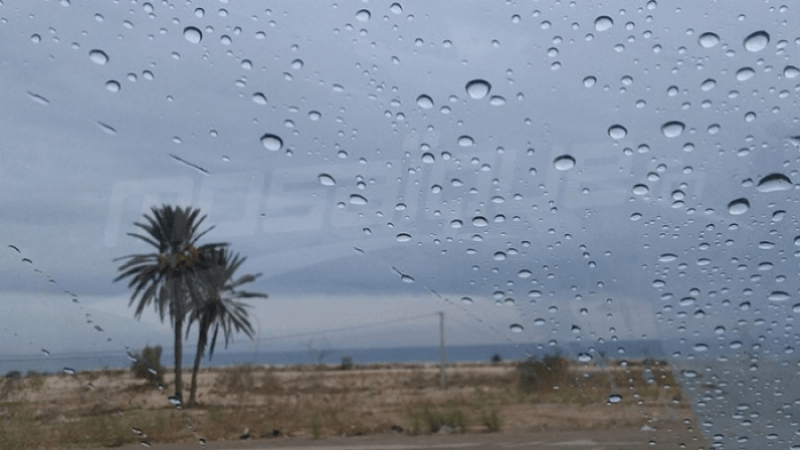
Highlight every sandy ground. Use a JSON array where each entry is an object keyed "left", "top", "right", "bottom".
[{"left": 2, "top": 361, "right": 705, "bottom": 449}]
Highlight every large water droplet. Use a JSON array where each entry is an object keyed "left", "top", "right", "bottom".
[
  {"left": 252, "top": 93, "right": 268, "bottom": 105},
  {"left": 183, "top": 26, "right": 202, "bottom": 43},
  {"left": 63, "top": 367, "right": 77, "bottom": 375},
  {"left": 510, "top": 324, "right": 524, "bottom": 333},
  {"left": 608, "top": 125, "right": 627, "bottom": 139},
  {"left": 661, "top": 121, "right": 685, "bottom": 138},
  {"left": 472, "top": 216, "right": 488, "bottom": 227},
  {"left": 727, "top": 198, "right": 749, "bottom": 215},
  {"left": 632, "top": 184, "right": 649, "bottom": 195},
  {"left": 698, "top": 32, "right": 720, "bottom": 48},
  {"left": 768, "top": 291, "right": 790, "bottom": 302},
  {"left": 658, "top": 253, "right": 677, "bottom": 262},
  {"left": 318, "top": 174, "right": 336, "bottom": 186},
  {"left": 594, "top": 16, "right": 614, "bottom": 31},
  {"left": 743, "top": 30, "right": 769, "bottom": 52},
  {"left": 608, "top": 394, "right": 622, "bottom": 404},
  {"left": 756, "top": 173, "right": 792, "bottom": 192},
  {"left": 260, "top": 134, "right": 283, "bottom": 151},
  {"left": 89, "top": 49, "right": 109, "bottom": 65},
  {"left": 465, "top": 79, "right": 491, "bottom": 99},
  {"left": 416, "top": 94, "right": 433, "bottom": 109},
  {"left": 553, "top": 155, "right": 576, "bottom": 170},
  {"left": 785, "top": 66, "right": 800, "bottom": 79},
  {"left": 736, "top": 67, "right": 755, "bottom": 81},
  {"left": 349, "top": 194, "right": 368, "bottom": 205},
  {"left": 396, "top": 233, "right": 412, "bottom": 242},
  {"left": 458, "top": 135, "right": 474, "bottom": 147},
  {"left": 355, "top": 9, "right": 371, "bottom": 22},
  {"left": 461, "top": 297, "right": 473, "bottom": 305}
]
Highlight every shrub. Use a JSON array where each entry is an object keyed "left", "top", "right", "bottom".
[
  {"left": 310, "top": 416, "right": 322, "bottom": 439},
  {"left": 490, "top": 354, "right": 502, "bottom": 364},
  {"left": 517, "top": 353, "right": 569, "bottom": 394},
  {"left": 481, "top": 407, "right": 503, "bottom": 432},
  {"left": 130, "top": 345, "right": 165, "bottom": 387},
  {"left": 409, "top": 405, "right": 469, "bottom": 434},
  {"left": 340, "top": 356, "right": 354, "bottom": 370}
]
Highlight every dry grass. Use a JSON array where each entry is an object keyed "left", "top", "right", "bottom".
[{"left": 0, "top": 359, "right": 694, "bottom": 448}]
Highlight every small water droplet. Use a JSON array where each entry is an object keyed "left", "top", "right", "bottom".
[
  {"left": 183, "top": 26, "right": 202, "bottom": 43},
  {"left": 583, "top": 76, "right": 596, "bottom": 87},
  {"left": 461, "top": 297, "right": 473, "bottom": 305},
  {"left": 318, "top": 174, "right": 336, "bottom": 186},
  {"left": 97, "top": 121, "right": 118, "bottom": 135},
  {"left": 727, "top": 198, "right": 749, "bottom": 215},
  {"left": 608, "top": 394, "right": 622, "bottom": 403},
  {"left": 27, "top": 91, "right": 50, "bottom": 105},
  {"left": 658, "top": 253, "right": 677, "bottom": 262},
  {"left": 63, "top": 367, "right": 76, "bottom": 375},
  {"left": 698, "top": 32, "right": 720, "bottom": 48},
  {"left": 594, "top": 16, "right": 614, "bottom": 31},
  {"left": 41, "top": 348, "right": 50, "bottom": 356},
  {"left": 465, "top": 79, "right": 491, "bottom": 99},
  {"left": 510, "top": 324, "right": 524, "bottom": 333},
  {"left": 517, "top": 270, "right": 532, "bottom": 278},
  {"left": 416, "top": 94, "right": 433, "bottom": 109},
  {"left": 252, "top": 93, "right": 268, "bottom": 105},
  {"left": 743, "top": 30, "right": 769, "bottom": 52},
  {"left": 756, "top": 173, "right": 792, "bottom": 192},
  {"left": 105, "top": 80, "right": 121, "bottom": 92},
  {"left": 661, "top": 121, "right": 685, "bottom": 138},
  {"left": 608, "top": 125, "right": 627, "bottom": 139},
  {"left": 553, "top": 155, "right": 576, "bottom": 171},
  {"left": 577, "top": 353, "right": 592, "bottom": 363},
  {"left": 260, "top": 134, "right": 283, "bottom": 151},
  {"left": 89, "top": 49, "right": 109, "bottom": 65},
  {"left": 632, "top": 184, "right": 649, "bottom": 195},
  {"left": 396, "top": 233, "right": 412, "bottom": 242}
]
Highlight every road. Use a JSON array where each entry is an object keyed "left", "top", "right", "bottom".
[{"left": 116, "top": 426, "right": 710, "bottom": 450}]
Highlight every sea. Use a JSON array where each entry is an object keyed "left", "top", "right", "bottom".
[{"left": 0, "top": 339, "right": 667, "bottom": 375}]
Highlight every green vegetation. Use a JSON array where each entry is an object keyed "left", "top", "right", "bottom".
[
  {"left": 310, "top": 416, "right": 322, "bottom": 439},
  {"left": 130, "top": 345, "right": 165, "bottom": 387}
]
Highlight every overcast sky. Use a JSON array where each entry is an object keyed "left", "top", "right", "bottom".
[{"left": 1, "top": 1, "right": 798, "bottom": 372}]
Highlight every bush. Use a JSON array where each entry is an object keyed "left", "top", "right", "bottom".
[
  {"left": 130, "top": 345, "right": 165, "bottom": 387},
  {"left": 409, "top": 405, "right": 469, "bottom": 434},
  {"left": 340, "top": 356, "right": 354, "bottom": 370},
  {"left": 490, "top": 354, "right": 502, "bottom": 364},
  {"left": 481, "top": 407, "right": 503, "bottom": 432},
  {"left": 517, "top": 353, "right": 569, "bottom": 394},
  {"left": 310, "top": 416, "right": 322, "bottom": 439}
]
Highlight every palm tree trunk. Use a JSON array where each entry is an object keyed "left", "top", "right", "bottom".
[
  {"left": 174, "top": 315, "right": 183, "bottom": 403},
  {"left": 188, "top": 321, "right": 208, "bottom": 407}
]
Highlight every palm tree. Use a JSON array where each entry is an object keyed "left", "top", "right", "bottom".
[
  {"left": 186, "top": 248, "right": 266, "bottom": 406},
  {"left": 114, "top": 205, "right": 226, "bottom": 404}
]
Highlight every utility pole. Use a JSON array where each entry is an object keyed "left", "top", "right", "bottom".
[{"left": 438, "top": 311, "right": 446, "bottom": 389}]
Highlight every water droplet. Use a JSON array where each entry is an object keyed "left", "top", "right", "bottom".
[
  {"left": 736, "top": 67, "right": 755, "bottom": 81},
  {"left": 27, "top": 91, "right": 50, "bottom": 105},
  {"left": 698, "top": 32, "right": 720, "bottom": 48},
  {"left": 41, "top": 348, "right": 50, "bottom": 356},
  {"left": 632, "top": 184, "right": 649, "bottom": 195},
  {"left": 97, "top": 121, "right": 117, "bottom": 135},
  {"left": 553, "top": 155, "right": 576, "bottom": 171},
  {"left": 743, "top": 30, "right": 769, "bottom": 52},
  {"left": 577, "top": 353, "right": 592, "bottom": 363},
  {"left": 510, "top": 324, "right": 524, "bottom": 333},
  {"left": 472, "top": 216, "right": 488, "bottom": 227},
  {"left": 252, "top": 92, "right": 268, "bottom": 105},
  {"left": 658, "top": 253, "right": 677, "bottom": 262},
  {"left": 308, "top": 110, "right": 321, "bottom": 121},
  {"left": 183, "top": 26, "right": 202, "bottom": 43},
  {"left": 63, "top": 367, "right": 76, "bottom": 375},
  {"left": 449, "top": 219, "right": 463, "bottom": 229},
  {"left": 349, "top": 194, "right": 368, "bottom": 205},
  {"left": 785, "top": 65, "right": 800, "bottom": 79},
  {"left": 608, "top": 125, "right": 627, "bottom": 139},
  {"left": 727, "top": 198, "right": 749, "bottom": 215},
  {"left": 260, "top": 134, "right": 283, "bottom": 151},
  {"left": 489, "top": 96, "right": 506, "bottom": 106},
  {"left": 318, "top": 174, "right": 336, "bottom": 186},
  {"left": 105, "top": 80, "right": 121, "bottom": 92},
  {"left": 89, "top": 49, "right": 108, "bottom": 65},
  {"left": 416, "top": 94, "right": 433, "bottom": 109},
  {"left": 661, "top": 121, "right": 685, "bottom": 138},
  {"left": 396, "top": 233, "right": 412, "bottom": 242},
  {"left": 168, "top": 395, "right": 182, "bottom": 406},
  {"left": 608, "top": 394, "right": 622, "bottom": 403},
  {"left": 594, "top": 16, "right": 614, "bottom": 31},
  {"left": 768, "top": 291, "right": 790, "bottom": 302},
  {"left": 355, "top": 9, "right": 371, "bottom": 22},
  {"left": 583, "top": 76, "right": 597, "bottom": 87},
  {"left": 465, "top": 79, "right": 491, "bottom": 99},
  {"left": 458, "top": 135, "right": 474, "bottom": 147},
  {"left": 517, "top": 270, "right": 532, "bottom": 278},
  {"left": 756, "top": 173, "right": 792, "bottom": 192},
  {"left": 461, "top": 297, "right": 473, "bottom": 305},
  {"left": 390, "top": 3, "right": 403, "bottom": 14},
  {"left": 421, "top": 153, "right": 435, "bottom": 163}
]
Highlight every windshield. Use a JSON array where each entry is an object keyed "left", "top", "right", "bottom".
[{"left": 2, "top": 1, "right": 799, "bottom": 449}]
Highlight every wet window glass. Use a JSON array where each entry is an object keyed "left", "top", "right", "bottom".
[{"left": 1, "top": 1, "right": 799, "bottom": 448}]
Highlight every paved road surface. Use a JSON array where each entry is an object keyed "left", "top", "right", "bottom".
[{"left": 117, "top": 426, "right": 710, "bottom": 450}]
